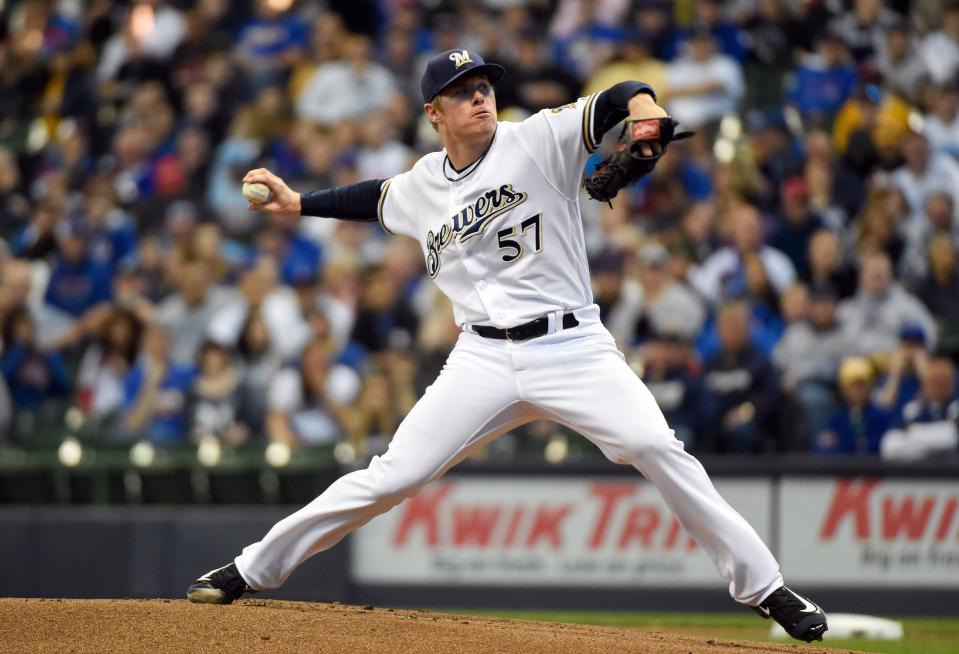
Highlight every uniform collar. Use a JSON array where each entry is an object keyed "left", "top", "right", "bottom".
[{"left": 443, "top": 127, "right": 498, "bottom": 182}]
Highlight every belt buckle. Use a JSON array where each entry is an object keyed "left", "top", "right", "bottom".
[{"left": 505, "top": 326, "right": 521, "bottom": 342}]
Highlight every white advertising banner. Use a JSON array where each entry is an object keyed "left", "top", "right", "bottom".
[
  {"left": 779, "top": 477, "right": 959, "bottom": 587},
  {"left": 351, "top": 476, "right": 771, "bottom": 587}
]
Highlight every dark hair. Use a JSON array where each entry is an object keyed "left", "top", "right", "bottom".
[
  {"left": 197, "top": 339, "right": 230, "bottom": 365},
  {"left": 102, "top": 306, "right": 144, "bottom": 366},
  {"left": 1, "top": 306, "right": 33, "bottom": 347},
  {"left": 299, "top": 336, "right": 332, "bottom": 396},
  {"left": 237, "top": 310, "right": 269, "bottom": 360}
]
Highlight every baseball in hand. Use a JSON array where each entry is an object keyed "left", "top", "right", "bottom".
[{"left": 243, "top": 182, "right": 272, "bottom": 205}]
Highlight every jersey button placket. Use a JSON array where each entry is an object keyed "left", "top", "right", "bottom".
[
  {"left": 449, "top": 187, "right": 494, "bottom": 324},
  {"left": 454, "top": 188, "right": 499, "bottom": 323}
]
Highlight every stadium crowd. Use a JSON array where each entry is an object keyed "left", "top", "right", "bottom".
[{"left": 1, "top": 0, "right": 958, "bottom": 462}]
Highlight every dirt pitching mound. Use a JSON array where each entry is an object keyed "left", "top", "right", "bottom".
[{"left": 3, "top": 598, "right": 857, "bottom": 654}]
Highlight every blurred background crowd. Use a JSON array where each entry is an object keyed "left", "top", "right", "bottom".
[{"left": 1, "top": 0, "right": 959, "bottom": 463}]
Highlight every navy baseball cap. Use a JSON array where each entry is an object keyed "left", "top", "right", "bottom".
[{"left": 421, "top": 49, "right": 505, "bottom": 103}]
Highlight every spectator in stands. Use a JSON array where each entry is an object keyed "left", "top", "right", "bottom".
[
  {"left": 180, "top": 80, "right": 229, "bottom": 146},
  {"left": 592, "top": 249, "right": 629, "bottom": 339},
  {"left": 631, "top": 243, "right": 706, "bottom": 345},
  {"left": 11, "top": 199, "right": 63, "bottom": 261},
  {"left": 550, "top": 4, "right": 623, "bottom": 80},
  {"left": 76, "top": 306, "right": 144, "bottom": 422},
  {"left": 350, "top": 264, "right": 419, "bottom": 357},
  {"left": 582, "top": 29, "right": 667, "bottom": 102},
  {"left": 901, "top": 192, "right": 957, "bottom": 284},
  {"left": 296, "top": 34, "right": 397, "bottom": 126},
  {"left": 837, "top": 251, "right": 936, "bottom": 356},
  {"left": 787, "top": 30, "right": 857, "bottom": 126},
  {"left": 739, "top": 0, "right": 806, "bottom": 109},
  {"left": 875, "top": 21, "right": 927, "bottom": 104},
  {"left": 665, "top": 0, "right": 746, "bottom": 63},
  {"left": 774, "top": 283, "right": 848, "bottom": 446},
  {"left": 703, "top": 301, "right": 780, "bottom": 453},
  {"left": 497, "top": 25, "right": 581, "bottom": 114},
  {"left": 769, "top": 177, "right": 824, "bottom": 281},
  {"left": 122, "top": 324, "right": 196, "bottom": 446},
  {"left": 235, "top": 310, "right": 284, "bottom": 438},
  {"left": 0, "top": 259, "right": 68, "bottom": 348},
  {"left": 85, "top": 178, "right": 138, "bottom": 268},
  {"left": 0, "top": 306, "right": 70, "bottom": 413},
  {"left": 0, "top": 146, "right": 29, "bottom": 239},
  {"left": 96, "top": 1, "right": 187, "bottom": 83},
  {"left": 189, "top": 223, "right": 240, "bottom": 284},
  {"left": 803, "top": 129, "right": 864, "bottom": 227},
  {"left": 852, "top": 193, "right": 906, "bottom": 268},
  {"left": 907, "top": 356, "right": 959, "bottom": 429},
  {"left": 669, "top": 201, "right": 719, "bottom": 276},
  {"left": 874, "top": 325, "right": 929, "bottom": 416},
  {"left": 255, "top": 209, "right": 323, "bottom": 288},
  {"left": 891, "top": 129, "right": 959, "bottom": 228},
  {"left": 233, "top": 0, "right": 308, "bottom": 94},
  {"left": 208, "top": 257, "right": 309, "bottom": 361},
  {"left": 739, "top": 251, "right": 783, "bottom": 319},
  {"left": 916, "top": 235, "right": 959, "bottom": 359},
  {"left": 154, "top": 257, "right": 235, "bottom": 365},
  {"left": 44, "top": 218, "right": 113, "bottom": 318},
  {"left": 814, "top": 357, "right": 891, "bottom": 455},
  {"left": 690, "top": 201, "right": 796, "bottom": 305},
  {"left": 881, "top": 356, "right": 959, "bottom": 461},
  {"left": 341, "top": 364, "right": 415, "bottom": 457},
  {"left": 742, "top": 108, "right": 805, "bottom": 211},
  {"left": 921, "top": 83, "right": 959, "bottom": 158},
  {"left": 805, "top": 229, "right": 858, "bottom": 299},
  {"left": 114, "top": 242, "right": 167, "bottom": 309},
  {"left": 356, "top": 111, "right": 414, "bottom": 181},
  {"left": 266, "top": 337, "right": 361, "bottom": 447},
  {"left": 189, "top": 340, "right": 246, "bottom": 445},
  {"left": 631, "top": 1, "right": 674, "bottom": 61},
  {"left": 918, "top": 2, "right": 959, "bottom": 85},
  {"left": 665, "top": 23, "right": 744, "bottom": 131},
  {"left": 637, "top": 331, "right": 713, "bottom": 452},
  {"left": 828, "top": 0, "right": 901, "bottom": 64}
]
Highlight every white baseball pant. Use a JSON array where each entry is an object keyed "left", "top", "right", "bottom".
[{"left": 235, "top": 306, "right": 783, "bottom": 605}]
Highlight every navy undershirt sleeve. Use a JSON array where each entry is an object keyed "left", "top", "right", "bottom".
[
  {"left": 591, "top": 81, "right": 657, "bottom": 144},
  {"left": 299, "top": 178, "right": 387, "bottom": 221}
]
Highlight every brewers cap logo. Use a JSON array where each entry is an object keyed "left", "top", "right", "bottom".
[{"left": 449, "top": 50, "right": 474, "bottom": 69}]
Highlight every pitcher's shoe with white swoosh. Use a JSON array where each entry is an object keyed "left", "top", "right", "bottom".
[
  {"left": 752, "top": 586, "right": 828, "bottom": 642},
  {"left": 187, "top": 562, "right": 256, "bottom": 604}
]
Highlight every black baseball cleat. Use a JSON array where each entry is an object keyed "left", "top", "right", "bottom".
[
  {"left": 752, "top": 586, "right": 828, "bottom": 642},
  {"left": 187, "top": 562, "right": 256, "bottom": 604}
]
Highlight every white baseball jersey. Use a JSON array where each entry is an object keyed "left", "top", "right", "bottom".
[{"left": 377, "top": 94, "right": 601, "bottom": 328}]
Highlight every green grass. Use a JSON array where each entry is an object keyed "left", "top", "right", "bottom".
[{"left": 458, "top": 610, "right": 959, "bottom": 654}]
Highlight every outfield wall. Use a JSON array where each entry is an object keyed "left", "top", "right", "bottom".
[
  {"left": 1, "top": 457, "right": 957, "bottom": 614},
  {"left": 352, "top": 476, "right": 959, "bottom": 591}
]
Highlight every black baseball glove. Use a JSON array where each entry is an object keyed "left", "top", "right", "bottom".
[{"left": 583, "top": 117, "right": 694, "bottom": 204}]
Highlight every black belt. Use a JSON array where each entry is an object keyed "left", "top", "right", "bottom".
[{"left": 472, "top": 312, "right": 579, "bottom": 342}]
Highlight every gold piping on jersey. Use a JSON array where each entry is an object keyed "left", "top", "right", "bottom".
[
  {"left": 581, "top": 93, "right": 599, "bottom": 153},
  {"left": 377, "top": 179, "right": 397, "bottom": 235}
]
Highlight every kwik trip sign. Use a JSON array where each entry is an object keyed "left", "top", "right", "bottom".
[
  {"left": 352, "top": 476, "right": 959, "bottom": 587},
  {"left": 779, "top": 478, "right": 959, "bottom": 586},
  {"left": 352, "top": 477, "right": 771, "bottom": 586}
]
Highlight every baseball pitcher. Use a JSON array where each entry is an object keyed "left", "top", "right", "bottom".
[{"left": 187, "top": 49, "right": 828, "bottom": 643}]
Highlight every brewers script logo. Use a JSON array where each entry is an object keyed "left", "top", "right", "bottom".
[
  {"left": 425, "top": 184, "right": 528, "bottom": 278},
  {"left": 449, "top": 50, "right": 474, "bottom": 69}
]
